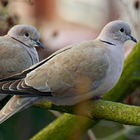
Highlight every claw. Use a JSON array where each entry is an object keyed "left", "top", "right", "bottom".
[{"left": 91, "top": 96, "right": 103, "bottom": 100}]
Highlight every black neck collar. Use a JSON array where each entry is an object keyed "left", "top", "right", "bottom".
[{"left": 99, "top": 39, "right": 116, "bottom": 46}]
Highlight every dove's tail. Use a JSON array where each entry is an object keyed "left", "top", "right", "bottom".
[{"left": 0, "top": 96, "right": 38, "bottom": 124}]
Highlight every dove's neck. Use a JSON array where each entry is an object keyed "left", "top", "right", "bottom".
[
  {"left": 97, "top": 31, "right": 124, "bottom": 46},
  {"left": 8, "top": 35, "right": 39, "bottom": 65},
  {"left": 22, "top": 46, "right": 39, "bottom": 65}
]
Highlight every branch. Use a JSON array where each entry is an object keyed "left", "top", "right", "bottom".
[
  {"left": 30, "top": 113, "right": 95, "bottom": 140},
  {"left": 30, "top": 41, "right": 140, "bottom": 140},
  {"left": 30, "top": 100, "right": 140, "bottom": 140},
  {"left": 34, "top": 100, "right": 140, "bottom": 126}
]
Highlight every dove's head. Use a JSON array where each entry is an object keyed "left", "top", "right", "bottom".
[
  {"left": 8, "top": 25, "right": 44, "bottom": 49},
  {"left": 98, "top": 20, "right": 137, "bottom": 45}
]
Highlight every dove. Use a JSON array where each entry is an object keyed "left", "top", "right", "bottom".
[
  {"left": 0, "top": 20, "right": 137, "bottom": 124},
  {"left": 0, "top": 24, "right": 43, "bottom": 100}
]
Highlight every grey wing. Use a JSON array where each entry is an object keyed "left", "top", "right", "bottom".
[{"left": 25, "top": 41, "right": 109, "bottom": 97}]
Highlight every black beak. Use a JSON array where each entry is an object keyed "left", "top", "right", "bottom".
[
  {"left": 35, "top": 41, "right": 44, "bottom": 49},
  {"left": 128, "top": 35, "right": 137, "bottom": 43}
]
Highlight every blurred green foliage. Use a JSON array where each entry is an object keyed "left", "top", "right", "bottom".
[{"left": 0, "top": 108, "right": 56, "bottom": 140}]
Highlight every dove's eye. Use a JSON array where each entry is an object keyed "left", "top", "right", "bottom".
[
  {"left": 24, "top": 33, "right": 29, "bottom": 37},
  {"left": 120, "top": 28, "right": 124, "bottom": 32}
]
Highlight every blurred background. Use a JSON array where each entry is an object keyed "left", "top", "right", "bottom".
[{"left": 0, "top": 0, "right": 140, "bottom": 140}]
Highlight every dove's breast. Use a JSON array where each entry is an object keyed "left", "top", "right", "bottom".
[{"left": 99, "top": 44, "right": 124, "bottom": 94}]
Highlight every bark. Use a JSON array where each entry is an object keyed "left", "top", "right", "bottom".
[{"left": 33, "top": 100, "right": 140, "bottom": 126}]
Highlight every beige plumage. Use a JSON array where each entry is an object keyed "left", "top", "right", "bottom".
[
  {"left": 0, "top": 20, "right": 137, "bottom": 124},
  {"left": 0, "top": 24, "right": 43, "bottom": 100}
]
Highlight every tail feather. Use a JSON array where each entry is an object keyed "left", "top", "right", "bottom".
[{"left": 0, "top": 96, "right": 38, "bottom": 124}]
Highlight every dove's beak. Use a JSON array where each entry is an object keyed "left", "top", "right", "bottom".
[
  {"left": 128, "top": 35, "right": 137, "bottom": 43},
  {"left": 34, "top": 41, "right": 44, "bottom": 49}
]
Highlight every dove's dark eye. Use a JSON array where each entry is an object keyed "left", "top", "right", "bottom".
[
  {"left": 25, "top": 33, "right": 29, "bottom": 37},
  {"left": 120, "top": 28, "right": 124, "bottom": 32}
]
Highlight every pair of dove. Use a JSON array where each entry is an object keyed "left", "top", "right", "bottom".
[{"left": 0, "top": 20, "right": 137, "bottom": 124}]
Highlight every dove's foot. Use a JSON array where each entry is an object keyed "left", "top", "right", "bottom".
[{"left": 91, "top": 96, "right": 103, "bottom": 100}]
